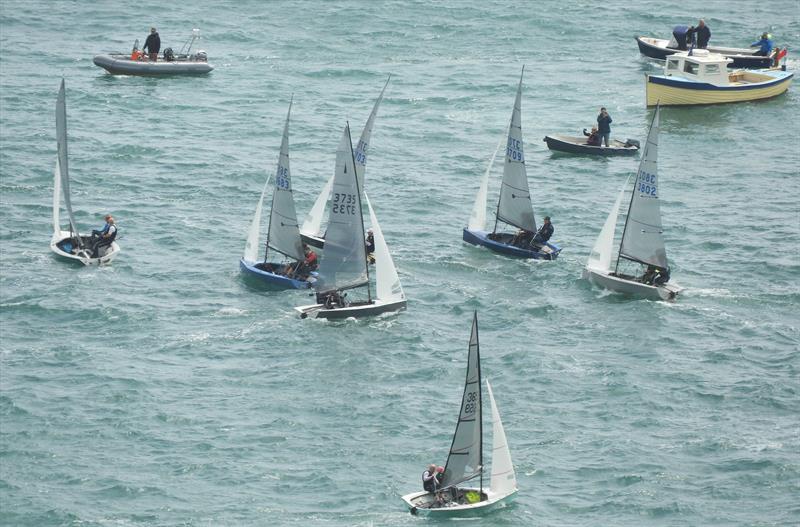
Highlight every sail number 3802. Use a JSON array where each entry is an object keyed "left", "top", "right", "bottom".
[
  {"left": 332, "top": 192, "right": 357, "bottom": 215},
  {"left": 638, "top": 170, "right": 657, "bottom": 196}
]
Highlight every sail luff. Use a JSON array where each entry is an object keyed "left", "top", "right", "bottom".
[
  {"left": 442, "top": 312, "right": 483, "bottom": 489},
  {"left": 365, "top": 193, "right": 404, "bottom": 302},
  {"left": 266, "top": 98, "right": 304, "bottom": 261},
  {"left": 618, "top": 106, "right": 668, "bottom": 270},
  {"left": 56, "top": 79, "right": 82, "bottom": 245},
  {"left": 495, "top": 68, "right": 536, "bottom": 233},
  {"left": 468, "top": 138, "right": 502, "bottom": 231},
  {"left": 487, "top": 379, "right": 516, "bottom": 497}
]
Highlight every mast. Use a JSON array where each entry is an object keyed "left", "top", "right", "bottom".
[
  {"left": 347, "top": 122, "right": 371, "bottom": 303},
  {"left": 476, "top": 311, "right": 483, "bottom": 497}
]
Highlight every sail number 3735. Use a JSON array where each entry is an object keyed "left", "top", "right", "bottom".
[
  {"left": 638, "top": 170, "right": 657, "bottom": 196},
  {"left": 332, "top": 192, "right": 357, "bottom": 215}
]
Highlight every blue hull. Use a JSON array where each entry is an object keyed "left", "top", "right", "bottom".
[
  {"left": 462, "top": 229, "right": 561, "bottom": 260},
  {"left": 239, "top": 259, "right": 312, "bottom": 289}
]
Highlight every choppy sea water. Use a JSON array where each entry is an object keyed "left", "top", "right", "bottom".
[{"left": 1, "top": 1, "right": 798, "bottom": 525}]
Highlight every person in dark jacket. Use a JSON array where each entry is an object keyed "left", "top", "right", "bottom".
[
  {"left": 142, "top": 27, "right": 161, "bottom": 61},
  {"left": 597, "top": 108, "right": 612, "bottom": 147},
  {"left": 532, "top": 216, "right": 554, "bottom": 246},
  {"left": 687, "top": 19, "right": 711, "bottom": 49},
  {"left": 750, "top": 33, "right": 774, "bottom": 56}
]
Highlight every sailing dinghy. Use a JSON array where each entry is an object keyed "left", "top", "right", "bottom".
[
  {"left": 463, "top": 68, "right": 561, "bottom": 260},
  {"left": 50, "top": 79, "right": 120, "bottom": 266},
  {"left": 582, "top": 105, "right": 682, "bottom": 301},
  {"left": 240, "top": 100, "right": 314, "bottom": 289},
  {"left": 299, "top": 77, "right": 389, "bottom": 251},
  {"left": 401, "top": 312, "right": 517, "bottom": 516},
  {"left": 294, "top": 123, "right": 406, "bottom": 319}
]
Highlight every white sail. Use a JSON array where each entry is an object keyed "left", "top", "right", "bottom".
[
  {"left": 56, "top": 79, "right": 81, "bottom": 241},
  {"left": 52, "top": 158, "right": 61, "bottom": 236},
  {"left": 301, "top": 173, "right": 333, "bottom": 236},
  {"left": 586, "top": 177, "right": 630, "bottom": 273},
  {"left": 468, "top": 138, "right": 503, "bottom": 231},
  {"left": 314, "top": 124, "right": 369, "bottom": 293},
  {"left": 266, "top": 100, "right": 304, "bottom": 261},
  {"left": 301, "top": 77, "right": 389, "bottom": 236},
  {"left": 243, "top": 174, "right": 270, "bottom": 261},
  {"left": 496, "top": 68, "right": 536, "bottom": 233},
  {"left": 364, "top": 194, "right": 404, "bottom": 302},
  {"left": 442, "top": 312, "right": 482, "bottom": 489},
  {"left": 619, "top": 106, "right": 668, "bottom": 269},
  {"left": 486, "top": 379, "right": 516, "bottom": 497}
]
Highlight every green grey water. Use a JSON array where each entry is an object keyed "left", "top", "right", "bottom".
[{"left": 1, "top": 1, "right": 798, "bottom": 525}]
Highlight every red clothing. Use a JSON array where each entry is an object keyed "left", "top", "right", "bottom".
[{"left": 304, "top": 251, "right": 317, "bottom": 269}]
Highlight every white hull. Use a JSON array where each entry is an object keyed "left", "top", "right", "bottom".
[
  {"left": 401, "top": 488, "right": 517, "bottom": 516},
  {"left": 294, "top": 298, "right": 406, "bottom": 319},
  {"left": 50, "top": 231, "right": 120, "bottom": 266},
  {"left": 583, "top": 267, "right": 681, "bottom": 301}
]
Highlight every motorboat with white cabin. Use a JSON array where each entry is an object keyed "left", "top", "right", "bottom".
[{"left": 645, "top": 49, "right": 792, "bottom": 106}]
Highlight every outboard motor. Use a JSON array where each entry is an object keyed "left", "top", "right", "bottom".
[
  {"left": 670, "top": 25, "right": 689, "bottom": 50},
  {"left": 195, "top": 50, "right": 208, "bottom": 62},
  {"left": 624, "top": 139, "right": 640, "bottom": 149},
  {"left": 163, "top": 47, "right": 175, "bottom": 61}
]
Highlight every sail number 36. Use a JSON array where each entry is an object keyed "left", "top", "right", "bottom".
[
  {"left": 638, "top": 170, "right": 657, "bottom": 196},
  {"left": 463, "top": 390, "right": 478, "bottom": 415},
  {"left": 332, "top": 192, "right": 357, "bottom": 215}
]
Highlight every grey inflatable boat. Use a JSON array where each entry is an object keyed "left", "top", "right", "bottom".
[{"left": 94, "top": 29, "right": 213, "bottom": 76}]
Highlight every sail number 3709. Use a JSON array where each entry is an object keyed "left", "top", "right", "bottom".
[{"left": 332, "top": 192, "right": 357, "bottom": 215}]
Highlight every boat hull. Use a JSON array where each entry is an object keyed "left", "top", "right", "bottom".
[
  {"left": 401, "top": 488, "right": 517, "bottom": 516},
  {"left": 463, "top": 229, "right": 561, "bottom": 260},
  {"left": 50, "top": 231, "right": 120, "bottom": 266},
  {"left": 582, "top": 267, "right": 681, "bottom": 301},
  {"left": 635, "top": 36, "right": 774, "bottom": 69},
  {"left": 543, "top": 135, "right": 639, "bottom": 156},
  {"left": 299, "top": 231, "right": 325, "bottom": 251},
  {"left": 646, "top": 70, "right": 793, "bottom": 106},
  {"left": 239, "top": 259, "right": 313, "bottom": 289},
  {"left": 295, "top": 298, "right": 406, "bottom": 319},
  {"left": 93, "top": 54, "right": 214, "bottom": 75}
]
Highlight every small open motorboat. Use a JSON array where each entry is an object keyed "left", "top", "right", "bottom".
[
  {"left": 93, "top": 29, "right": 213, "bottom": 76},
  {"left": 646, "top": 49, "right": 793, "bottom": 106},
  {"left": 50, "top": 80, "right": 120, "bottom": 266},
  {"left": 635, "top": 25, "right": 777, "bottom": 69},
  {"left": 543, "top": 134, "right": 639, "bottom": 156}
]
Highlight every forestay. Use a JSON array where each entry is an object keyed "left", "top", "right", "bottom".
[
  {"left": 266, "top": 100, "right": 304, "bottom": 261},
  {"left": 619, "top": 106, "right": 668, "bottom": 269},
  {"left": 442, "top": 312, "right": 483, "bottom": 489},
  {"left": 301, "top": 77, "right": 390, "bottom": 236},
  {"left": 487, "top": 380, "right": 516, "bottom": 497},
  {"left": 55, "top": 79, "right": 81, "bottom": 241},
  {"left": 496, "top": 68, "right": 536, "bottom": 233},
  {"left": 314, "top": 124, "right": 369, "bottom": 293},
  {"left": 468, "top": 138, "right": 503, "bottom": 231},
  {"left": 587, "top": 177, "right": 630, "bottom": 273},
  {"left": 365, "top": 194, "right": 404, "bottom": 302}
]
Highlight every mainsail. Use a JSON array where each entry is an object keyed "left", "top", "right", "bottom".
[
  {"left": 314, "top": 124, "right": 369, "bottom": 293},
  {"left": 495, "top": 68, "right": 536, "bottom": 233},
  {"left": 266, "top": 99, "right": 304, "bottom": 261},
  {"left": 55, "top": 79, "right": 81, "bottom": 243},
  {"left": 301, "top": 77, "right": 389, "bottom": 236},
  {"left": 586, "top": 177, "right": 630, "bottom": 273},
  {"left": 486, "top": 379, "right": 516, "bottom": 496},
  {"left": 618, "top": 106, "right": 668, "bottom": 270},
  {"left": 468, "top": 138, "right": 503, "bottom": 231},
  {"left": 364, "top": 194, "right": 404, "bottom": 302},
  {"left": 442, "top": 312, "right": 483, "bottom": 489}
]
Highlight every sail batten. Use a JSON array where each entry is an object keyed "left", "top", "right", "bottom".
[
  {"left": 495, "top": 69, "right": 536, "bottom": 233},
  {"left": 618, "top": 107, "right": 667, "bottom": 269}
]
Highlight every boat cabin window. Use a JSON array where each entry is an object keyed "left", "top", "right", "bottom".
[
  {"left": 683, "top": 61, "right": 699, "bottom": 75},
  {"left": 667, "top": 59, "right": 680, "bottom": 71},
  {"left": 705, "top": 64, "right": 721, "bottom": 74}
]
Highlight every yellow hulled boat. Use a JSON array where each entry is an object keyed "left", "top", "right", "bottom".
[{"left": 646, "top": 49, "right": 792, "bottom": 106}]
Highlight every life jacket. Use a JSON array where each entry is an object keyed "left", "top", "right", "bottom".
[
  {"left": 106, "top": 225, "right": 118, "bottom": 242},
  {"left": 422, "top": 470, "right": 436, "bottom": 492}
]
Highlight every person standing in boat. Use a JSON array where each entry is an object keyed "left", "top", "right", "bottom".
[
  {"left": 750, "top": 32, "right": 774, "bottom": 56},
  {"left": 531, "top": 216, "right": 554, "bottom": 247},
  {"left": 90, "top": 214, "right": 117, "bottom": 257},
  {"left": 142, "top": 27, "right": 161, "bottom": 61},
  {"left": 597, "top": 108, "right": 612, "bottom": 147},
  {"left": 687, "top": 19, "right": 711, "bottom": 49}
]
